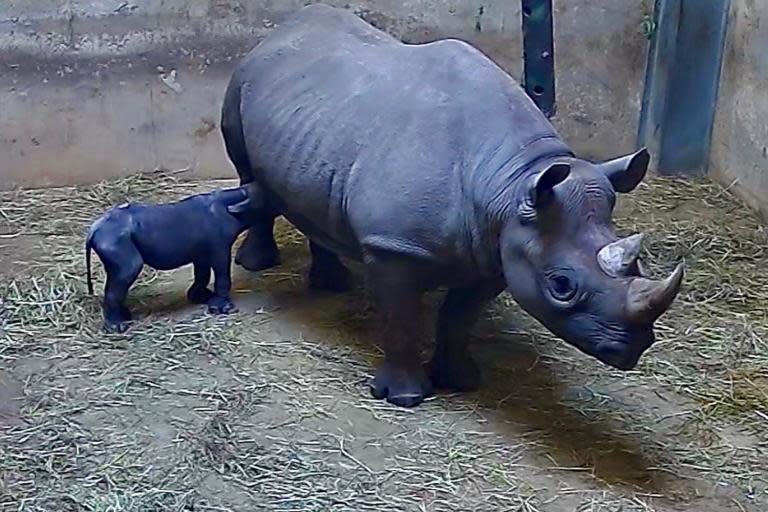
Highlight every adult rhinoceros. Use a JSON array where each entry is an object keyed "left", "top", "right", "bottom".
[{"left": 220, "top": 4, "right": 683, "bottom": 407}]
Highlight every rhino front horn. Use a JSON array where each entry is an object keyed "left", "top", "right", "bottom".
[
  {"left": 597, "top": 234, "right": 645, "bottom": 277},
  {"left": 626, "top": 263, "right": 685, "bottom": 323}
]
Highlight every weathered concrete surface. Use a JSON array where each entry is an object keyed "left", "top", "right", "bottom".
[
  {"left": 0, "top": 0, "right": 653, "bottom": 189},
  {"left": 711, "top": 0, "right": 768, "bottom": 221}
]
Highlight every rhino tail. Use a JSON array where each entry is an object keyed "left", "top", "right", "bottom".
[{"left": 221, "top": 77, "right": 254, "bottom": 184}]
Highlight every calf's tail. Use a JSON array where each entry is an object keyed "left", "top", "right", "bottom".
[{"left": 85, "top": 228, "right": 95, "bottom": 295}]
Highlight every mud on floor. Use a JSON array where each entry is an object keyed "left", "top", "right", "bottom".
[{"left": 0, "top": 171, "right": 767, "bottom": 511}]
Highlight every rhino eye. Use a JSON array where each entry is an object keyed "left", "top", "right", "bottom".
[{"left": 547, "top": 271, "right": 577, "bottom": 302}]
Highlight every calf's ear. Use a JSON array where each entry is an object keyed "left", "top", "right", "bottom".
[
  {"left": 227, "top": 199, "right": 250, "bottom": 215},
  {"left": 598, "top": 147, "right": 650, "bottom": 193},
  {"left": 530, "top": 163, "right": 571, "bottom": 208}
]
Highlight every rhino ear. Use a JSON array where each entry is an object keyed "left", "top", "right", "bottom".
[
  {"left": 598, "top": 148, "right": 650, "bottom": 193},
  {"left": 530, "top": 163, "right": 571, "bottom": 208},
  {"left": 227, "top": 199, "right": 250, "bottom": 215}
]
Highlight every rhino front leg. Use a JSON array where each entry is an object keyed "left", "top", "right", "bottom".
[
  {"left": 429, "top": 282, "right": 504, "bottom": 391},
  {"left": 366, "top": 255, "right": 433, "bottom": 407}
]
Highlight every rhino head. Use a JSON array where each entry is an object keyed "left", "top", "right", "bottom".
[{"left": 501, "top": 148, "right": 683, "bottom": 370}]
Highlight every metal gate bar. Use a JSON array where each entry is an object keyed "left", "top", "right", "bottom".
[{"left": 521, "top": 0, "right": 556, "bottom": 118}]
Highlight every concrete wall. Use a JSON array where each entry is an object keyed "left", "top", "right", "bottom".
[
  {"left": 711, "top": 0, "right": 768, "bottom": 221},
  {"left": 0, "top": 0, "right": 653, "bottom": 189}
]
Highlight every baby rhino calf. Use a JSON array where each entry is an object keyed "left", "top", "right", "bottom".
[{"left": 86, "top": 185, "right": 262, "bottom": 333}]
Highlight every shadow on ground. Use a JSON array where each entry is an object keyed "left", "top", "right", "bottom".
[{"left": 161, "top": 240, "right": 682, "bottom": 496}]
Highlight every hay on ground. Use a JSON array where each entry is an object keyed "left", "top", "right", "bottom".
[{"left": 0, "top": 172, "right": 766, "bottom": 511}]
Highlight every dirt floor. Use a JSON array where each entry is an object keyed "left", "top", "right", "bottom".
[{"left": 1, "top": 171, "right": 767, "bottom": 511}]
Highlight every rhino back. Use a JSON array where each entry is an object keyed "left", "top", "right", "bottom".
[{"left": 236, "top": 4, "right": 563, "bottom": 268}]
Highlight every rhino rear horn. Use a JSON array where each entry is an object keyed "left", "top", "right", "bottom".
[
  {"left": 598, "top": 148, "right": 650, "bottom": 193},
  {"left": 597, "top": 234, "right": 645, "bottom": 277},
  {"left": 530, "top": 163, "right": 571, "bottom": 207}
]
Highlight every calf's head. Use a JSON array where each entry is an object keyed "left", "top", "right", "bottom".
[{"left": 501, "top": 148, "right": 683, "bottom": 370}]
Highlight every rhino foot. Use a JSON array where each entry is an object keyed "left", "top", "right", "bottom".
[
  {"left": 104, "top": 320, "right": 131, "bottom": 334},
  {"left": 103, "top": 306, "right": 132, "bottom": 334},
  {"left": 428, "top": 349, "right": 481, "bottom": 392},
  {"left": 207, "top": 296, "right": 237, "bottom": 315},
  {"left": 371, "top": 359, "right": 433, "bottom": 408}
]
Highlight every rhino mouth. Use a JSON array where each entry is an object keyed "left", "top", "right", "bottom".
[
  {"left": 593, "top": 324, "right": 655, "bottom": 370},
  {"left": 558, "top": 316, "right": 655, "bottom": 371},
  {"left": 594, "top": 341, "right": 643, "bottom": 371}
]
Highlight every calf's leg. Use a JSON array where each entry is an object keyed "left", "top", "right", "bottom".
[
  {"left": 366, "top": 255, "right": 432, "bottom": 407},
  {"left": 95, "top": 238, "right": 143, "bottom": 333},
  {"left": 207, "top": 251, "right": 236, "bottom": 315},
  {"left": 187, "top": 263, "right": 213, "bottom": 304}
]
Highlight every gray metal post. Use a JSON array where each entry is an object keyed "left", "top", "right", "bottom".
[{"left": 638, "top": 0, "right": 730, "bottom": 176}]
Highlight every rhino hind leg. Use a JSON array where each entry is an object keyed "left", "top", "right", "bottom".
[
  {"left": 308, "top": 241, "right": 352, "bottom": 292},
  {"left": 235, "top": 217, "right": 281, "bottom": 272},
  {"left": 365, "top": 255, "right": 433, "bottom": 407},
  {"left": 428, "top": 282, "right": 504, "bottom": 391},
  {"left": 221, "top": 81, "right": 281, "bottom": 273},
  {"left": 94, "top": 235, "right": 143, "bottom": 333}
]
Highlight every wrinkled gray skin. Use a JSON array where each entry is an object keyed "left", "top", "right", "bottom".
[{"left": 222, "top": 5, "right": 684, "bottom": 407}]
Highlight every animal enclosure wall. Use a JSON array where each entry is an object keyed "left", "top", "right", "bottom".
[
  {"left": 711, "top": 0, "right": 768, "bottom": 221},
  {"left": 0, "top": 0, "right": 652, "bottom": 189}
]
